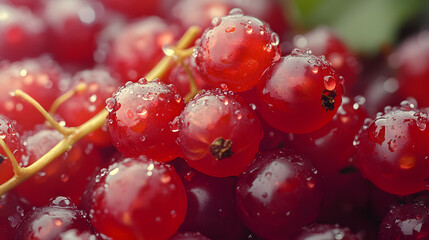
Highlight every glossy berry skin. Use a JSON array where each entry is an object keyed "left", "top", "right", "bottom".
[
  {"left": 57, "top": 69, "right": 120, "bottom": 146},
  {"left": 107, "top": 17, "right": 180, "bottom": 83},
  {"left": 355, "top": 102, "right": 429, "bottom": 195},
  {"left": 378, "top": 199, "right": 429, "bottom": 240},
  {"left": 0, "top": 115, "right": 24, "bottom": 184},
  {"left": 289, "top": 96, "right": 368, "bottom": 175},
  {"left": 195, "top": 9, "right": 281, "bottom": 92},
  {"left": 15, "top": 126, "right": 104, "bottom": 206},
  {"left": 0, "top": 4, "right": 47, "bottom": 61},
  {"left": 0, "top": 56, "right": 62, "bottom": 131},
  {"left": 295, "top": 224, "right": 359, "bottom": 240},
  {"left": 42, "top": 0, "right": 106, "bottom": 66},
  {"left": 85, "top": 156, "right": 187, "bottom": 240},
  {"left": 178, "top": 89, "right": 263, "bottom": 177},
  {"left": 16, "top": 197, "right": 97, "bottom": 240},
  {"left": 257, "top": 49, "right": 343, "bottom": 134},
  {"left": 391, "top": 31, "right": 429, "bottom": 107},
  {"left": 173, "top": 159, "right": 249, "bottom": 240},
  {"left": 292, "top": 27, "right": 360, "bottom": 92},
  {"left": 236, "top": 148, "right": 322, "bottom": 240},
  {"left": 106, "top": 79, "right": 184, "bottom": 162},
  {"left": 0, "top": 192, "right": 31, "bottom": 240}
]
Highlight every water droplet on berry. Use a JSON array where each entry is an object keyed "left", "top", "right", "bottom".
[
  {"left": 400, "top": 100, "right": 415, "bottom": 110},
  {"left": 235, "top": 110, "right": 243, "bottom": 120},
  {"left": 270, "top": 33, "right": 279, "bottom": 46},
  {"left": 306, "top": 177, "right": 315, "bottom": 189},
  {"left": 265, "top": 44, "right": 272, "bottom": 52},
  {"left": 138, "top": 78, "right": 148, "bottom": 84},
  {"left": 161, "top": 174, "right": 171, "bottom": 183},
  {"left": 89, "top": 94, "right": 97, "bottom": 103},
  {"left": 105, "top": 98, "right": 116, "bottom": 112},
  {"left": 170, "top": 117, "right": 179, "bottom": 133},
  {"left": 387, "top": 139, "right": 398, "bottom": 152},
  {"left": 228, "top": 8, "right": 244, "bottom": 16},
  {"left": 323, "top": 75, "right": 336, "bottom": 90},
  {"left": 244, "top": 24, "right": 253, "bottom": 34},
  {"left": 311, "top": 65, "right": 319, "bottom": 74},
  {"left": 136, "top": 106, "right": 148, "bottom": 118},
  {"left": 60, "top": 174, "right": 69, "bottom": 183},
  {"left": 174, "top": 94, "right": 182, "bottom": 103},
  {"left": 162, "top": 44, "right": 175, "bottom": 56},
  {"left": 52, "top": 197, "right": 71, "bottom": 207},
  {"left": 211, "top": 17, "right": 221, "bottom": 27}
]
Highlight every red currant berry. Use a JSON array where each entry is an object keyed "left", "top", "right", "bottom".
[
  {"left": 15, "top": 196, "right": 97, "bottom": 240},
  {"left": 0, "top": 192, "right": 31, "bottom": 240},
  {"left": 167, "top": 57, "right": 208, "bottom": 98},
  {"left": 390, "top": 31, "right": 429, "bottom": 107},
  {"left": 106, "top": 79, "right": 184, "bottom": 162},
  {"left": 0, "top": 4, "right": 47, "bottom": 61},
  {"left": 355, "top": 101, "right": 429, "bottom": 195},
  {"left": 195, "top": 9, "right": 281, "bottom": 92},
  {"left": 173, "top": 159, "right": 249, "bottom": 239},
  {"left": 178, "top": 89, "right": 263, "bottom": 177},
  {"left": 0, "top": 115, "right": 24, "bottom": 184},
  {"left": 57, "top": 69, "right": 121, "bottom": 147},
  {"left": 106, "top": 17, "right": 180, "bottom": 83},
  {"left": 378, "top": 198, "right": 429, "bottom": 240},
  {"left": 15, "top": 126, "right": 104, "bottom": 206},
  {"left": 257, "top": 49, "right": 343, "bottom": 133},
  {"left": 0, "top": 56, "right": 62, "bottom": 130},
  {"left": 86, "top": 156, "right": 187, "bottom": 240},
  {"left": 236, "top": 148, "right": 322, "bottom": 239},
  {"left": 42, "top": 0, "right": 106, "bottom": 66},
  {"left": 293, "top": 27, "right": 360, "bottom": 92}
]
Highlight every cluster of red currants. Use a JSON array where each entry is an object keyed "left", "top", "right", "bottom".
[{"left": 0, "top": 0, "right": 428, "bottom": 239}]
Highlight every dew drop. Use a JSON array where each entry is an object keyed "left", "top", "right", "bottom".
[
  {"left": 270, "top": 33, "right": 279, "bottom": 46},
  {"left": 162, "top": 44, "right": 175, "bottom": 56},
  {"left": 170, "top": 117, "right": 180, "bottom": 133},
  {"left": 60, "top": 174, "right": 69, "bottom": 183},
  {"left": 311, "top": 65, "right": 319, "bottom": 74},
  {"left": 323, "top": 75, "right": 336, "bottom": 90},
  {"left": 211, "top": 17, "right": 221, "bottom": 27},
  {"left": 265, "top": 43, "right": 272, "bottom": 52},
  {"left": 174, "top": 94, "right": 182, "bottom": 103},
  {"left": 228, "top": 8, "right": 243, "bottom": 16},
  {"left": 105, "top": 98, "right": 116, "bottom": 112},
  {"left": 235, "top": 110, "right": 243, "bottom": 120},
  {"left": 387, "top": 139, "right": 398, "bottom": 152},
  {"left": 136, "top": 106, "right": 148, "bottom": 118},
  {"left": 306, "top": 177, "right": 316, "bottom": 189},
  {"left": 244, "top": 24, "right": 253, "bottom": 34}
]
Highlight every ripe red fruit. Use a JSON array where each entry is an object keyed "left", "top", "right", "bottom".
[
  {"left": 0, "top": 56, "right": 62, "bottom": 130},
  {"left": 85, "top": 156, "right": 187, "bottom": 240},
  {"left": 355, "top": 101, "right": 429, "bottom": 195},
  {"left": 0, "top": 4, "right": 47, "bottom": 61},
  {"left": 56, "top": 69, "right": 121, "bottom": 147},
  {"left": 195, "top": 9, "right": 281, "bottom": 92},
  {"left": 257, "top": 49, "right": 343, "bottom": 133},
  {"left": 295, "top": 224, "right": 360, "bottom": 240},
  {"left": 178, "top": 89, "right": 263, "bottom": 177},
  {"left": 236, "top": 148, "right": 322, "bottom": 239},
  {"left": 106, "top": 17, "right": 180, "bottom": 83},
  {"left": 0, "top": 115, "right": 24, "bottom": 184},
  {"left": 15, "top": 126, "right": 104, "bottom": 206},
  {"left": 0, "top": 192, "right": 31, "bottom": 240},
  {"left": 106, "top": 79, "right": 184, "bottom": 162},
  {"left": 390, "top": 31, "right": 429, "bottom": 106},
  {"left": 15, "top": 196, "right": 97, "bottom": 240},
  {"left": 292, "top": 27, "right": 360, "bottom": 92}
]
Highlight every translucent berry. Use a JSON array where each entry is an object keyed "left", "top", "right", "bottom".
[
  {"left": 106, "top": 79, "right": 184, "bottom": 162},
  {"left": 257, "top": 50, "right": 343, "bottom": 133},
  {"left": 355, "top": 101, "right": 429, "bottom": 195},
  {"left": 85, "top": 156, "right": 187, "bottom": 240},
  {"left": 195, "top": 10, "right": 281, "bottom": 92},
  {"left": 236, "top": 148, "right": 322, "bottom": 239},
  {"left": 178, "top": 89, "right": 263, "bottom": 177}
]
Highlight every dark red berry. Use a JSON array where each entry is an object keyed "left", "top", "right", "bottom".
[
  {"left": 257, "top": 49, "right": 343, "bottom": 133},
  {"left": 106, "top": 79, "right": 184, "bottom": 162},
  {"left": 355, "top": 101, "right": 429, "bottom": 195},
  {"left": 86, "top": 156, "right": 187, "bottom": 240},
  {"left": 178, "top": 89, "right": 263, "bottom": 177},
  {"left": 0, "top": 192, "right": 31, "bottom": 240},
  {"left": 236, "top": 148, "right": 322, "bottom": 239},
  {"left": 295, "top": 224, "right": 360, "bottom": 240},
  {"left": 195, "top": 9, "right": 281, "bottom": 92}
]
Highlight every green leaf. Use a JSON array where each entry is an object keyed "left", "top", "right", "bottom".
[{"left": 287, "top": 0, "right": 428, "bottom": 55}]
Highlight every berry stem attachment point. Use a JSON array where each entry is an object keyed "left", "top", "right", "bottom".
[
  {"left": 12, "top": 90, "right": 75, "bottom": 136},
  {"left": 49, "top": 82, "right": 87, "bottom": 114},
  {"left": 0, "top": 138, "right": 23, "bottom": 176}
]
